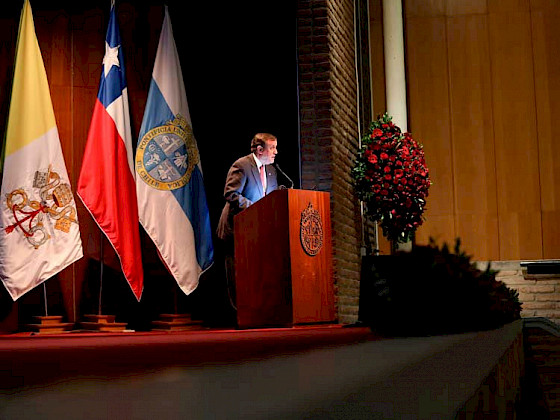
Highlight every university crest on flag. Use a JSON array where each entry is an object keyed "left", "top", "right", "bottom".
[
  {"left": 135, "top": 5, "right": 213, "bottom": 296},
  {"left": 135, "top": 115, "right": 199, "bottom": 191}
]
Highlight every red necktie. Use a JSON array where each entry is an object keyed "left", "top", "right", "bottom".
[{"left": 259, "top": 165, "right": 266, "bottom": 194}]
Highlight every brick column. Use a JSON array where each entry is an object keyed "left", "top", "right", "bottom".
[{"left": 297, "top": 0, "right": 362, "bottom": 323}]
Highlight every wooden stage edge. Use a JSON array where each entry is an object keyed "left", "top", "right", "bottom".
[
  {"left": 0, "top": 323, "right": 376, "bottom": 391},
  {"left": 0, "top": 322, "right": 370, "bottom": 339}
]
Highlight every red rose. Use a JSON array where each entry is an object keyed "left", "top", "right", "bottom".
[{"left": 372, "top": 128, "right": 383, "bottom": 137}]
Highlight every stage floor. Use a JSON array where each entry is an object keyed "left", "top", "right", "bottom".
[{"left": 0, "top": 323, "right": 375, "bottom": 390}]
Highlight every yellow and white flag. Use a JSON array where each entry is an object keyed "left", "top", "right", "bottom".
[{"left": 0, "top": 0, "right": 83, "bottom": 300}]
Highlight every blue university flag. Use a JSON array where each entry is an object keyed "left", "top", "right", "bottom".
[{"left": 135, "top": 6, "right": 213, "bottom": 295}]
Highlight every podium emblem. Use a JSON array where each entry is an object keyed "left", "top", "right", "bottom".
[{"left": 300, "top": 203, "right": 323, "bottom": 256}]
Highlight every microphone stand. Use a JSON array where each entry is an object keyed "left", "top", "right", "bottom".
[{"left": 274, "top": 163, "right": 294, "bottom": 189}]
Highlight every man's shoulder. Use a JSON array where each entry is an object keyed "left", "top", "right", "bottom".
[{"left": 232, "top": 154, "right": 254, "bottom": 167}]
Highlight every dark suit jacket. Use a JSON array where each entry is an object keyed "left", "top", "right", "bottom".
[{"left": 217, "top": 154, "right": 278, "bottom": 241}]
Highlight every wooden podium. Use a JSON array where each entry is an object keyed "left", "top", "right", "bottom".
[{"left": 234, "top": 189, "right": 335, "bottom": 329}]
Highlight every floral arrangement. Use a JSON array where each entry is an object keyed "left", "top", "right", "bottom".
[
  {"left": 352, "top": 113, "right": 431, "bottom": 243},
  {"left": 364, "top": 239, "right": 522, "bottom": 336}
]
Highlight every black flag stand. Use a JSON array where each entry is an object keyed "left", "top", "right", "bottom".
[
  {"left": 26, "top": 280, "right": 73, "bottom": 334},
  {"left": 150, "top": 263, "right": 203, "bottom": 331},
  {"left": 81, "top": 231, "right": 127, "bottom": 332}
]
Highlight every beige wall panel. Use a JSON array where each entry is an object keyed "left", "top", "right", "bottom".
[
  {"left": 532, "top": 9, "right": 560, "bottom": 215},
  {"left": 446, "top": 0, "right": 487, "bottom": 16},
  {"left": 542, "top": 211, "right": 560, "bottom": 259},
  {"left": 447, "top": 15, "right": 498, "bottom": 260},
  {"left": 405, "top": 0, "right": 446, "bottom": 17},
  {"left": 488, "top": 0, "right": 530, "bottom": 13},
  {"left": 377, "top": 234, "right": 391, "bottom": 256},
  {"left": 488, "top": 12, "right": 542, "bottom": 259},
  {"left": 416, "top": 215, "right": 456, "bottom": 247},
  {"left": 456, "top": 214, "right": 499, "bottom": 260},
  {"left": 406, "top": 16, "right": 454, "bottom": 238},
  {"left": 406, "top": 16, "right": 456, "bottom": 248},
  {"left": 531, "top": 0, "right": 560, "bottom": 12},
  {"left": 499, "top": 212, "right": 542, "bottom": 260}
]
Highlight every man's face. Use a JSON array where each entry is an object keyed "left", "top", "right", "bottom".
[{"left": 258, "top": 139, "right": 278, "bottom": 165}]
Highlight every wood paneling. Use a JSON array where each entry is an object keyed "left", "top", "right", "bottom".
[
  {"left": 446, "top": 0, "right": 487, "bottom": 16},
  {"left": 369, "top": 0, "right": 386, "bottom": 119},
  {"left": 405, "top": 0, "right": 447, "bottom": 17},
  {"left": 405, "top": 16, "right": 456, "bottom": 245},
  {"left": 399, "top": 0, "right": 560, "bottom": 260},
  {"left": 447, "top": 15, "right": 499, "bottom": 260},
  {"left": 532, "top": 8, "right": 560, "bottom": 259},
  {"left": 542, "top": 211, "right": 560, "bottom": 258},
  {"left": 488, "top": 0, "right": 530, "bottom": 14},
  {"left": 531, "top": 0, "right": 560, "bottom": 11},
  {"left": 489, "top": 11, "right": 542, "bottom": 259},
  {"left": 416, "top": 215, "right": 456, "bottom": 247}
]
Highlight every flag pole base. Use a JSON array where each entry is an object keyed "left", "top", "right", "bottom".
[
  {"left": 27, "top": 316, "right": 74, "bottom": 334},
  {"left": 151, "top": 313, "right": 204, "bottom": 331},
  {"left": 80, "top": 314, "right": 128, "bottom": 332}
]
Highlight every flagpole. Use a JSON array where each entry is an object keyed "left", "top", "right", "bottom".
[
  {"left": 43, "top": 282, "right": 48, "bottom": 317},
  {"left": 98, "top": 231, "right": 104, "bottom": 316}
]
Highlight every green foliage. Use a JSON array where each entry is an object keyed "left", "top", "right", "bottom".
[{"left": 363, "top": 238, "right": 522, "bottom": 336}]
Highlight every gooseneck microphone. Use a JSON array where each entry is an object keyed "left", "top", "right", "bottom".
[{"left": 274, "top": 163, "right": 294, "bottom": 189}]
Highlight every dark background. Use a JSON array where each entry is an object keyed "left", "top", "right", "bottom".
[
  {"left": 167, "top": 0, "right": 301, "bottom": 228},
  {"left": 0, "top": 0, "right": 300, "bottom": 329}
]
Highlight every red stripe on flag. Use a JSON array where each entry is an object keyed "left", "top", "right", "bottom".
[{"left": 78, "top": 99, "right": 143, "bottom": 300}]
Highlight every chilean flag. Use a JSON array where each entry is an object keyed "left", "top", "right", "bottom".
[{"left": 77, "top": 3, "right": 143, "bottom": 300}]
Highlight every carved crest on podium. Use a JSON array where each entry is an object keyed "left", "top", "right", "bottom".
[{"left": 300, "top": 202, "right": 323, "bottom": 256}]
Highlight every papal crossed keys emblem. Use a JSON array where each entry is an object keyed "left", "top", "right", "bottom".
[{"left": 4, "top": 165, "right": 78, "bottom": 249}]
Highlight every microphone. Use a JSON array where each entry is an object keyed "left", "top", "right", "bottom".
[{"left": 274, "top": 163, "right": 294, "bottom": 189}]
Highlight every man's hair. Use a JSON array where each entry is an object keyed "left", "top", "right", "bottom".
[{"left": 250, "top": 133, "right": 277, "bottom": 153}]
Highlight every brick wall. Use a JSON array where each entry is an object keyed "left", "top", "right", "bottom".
[
  {"left": 297, "top": 0, "right": 362, "bottom": 323},
  {"left": 476, "top": 261, "right": 560, "bottom": 323},
  {"left": 457, "top": 323, "right": 524, "bottom": 417}
]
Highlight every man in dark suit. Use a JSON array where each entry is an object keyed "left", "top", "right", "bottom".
[
  {"left": 215, "top": 133, "right": 279, "bottom": 315},
  {"left": 217, "top": 133, "right": 279, "bottom": 241}
]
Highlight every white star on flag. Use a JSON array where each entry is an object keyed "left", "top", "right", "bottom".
[{"left": 102, "top": 42, "right": 120, "bottom": 76}]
